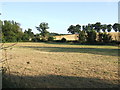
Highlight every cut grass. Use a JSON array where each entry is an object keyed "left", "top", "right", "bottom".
[{"left": 2, "top": 42, "right": 119, "bottom": 88}]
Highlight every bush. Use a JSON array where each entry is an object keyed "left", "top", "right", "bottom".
[
  {"left": 48, "top": 36, "right": 54, "bottom": 41},
  {"left": 86, "top": 30, "right": 97, "bottom": 44},
  {"left": 61, "top": 38, "right": 66, "bottom": 42},
  {"left": 32, "top": 37, "right": 40, "bottom": 42},
  {"left": 78, "top": 31, "right": 86, "bottom": 43},
  {"left": 102, "top": 33, "right": 112, "bottom": 43}
]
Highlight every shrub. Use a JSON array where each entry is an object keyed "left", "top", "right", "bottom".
[
  {"left": 102, "top": 33, "right": 112, "bottom": 43},
  {"left": 86, "top": 30, "right": 97, "bottom": 44},
  {"left": 78, "top": 31, "right": 86, "bottom": 43},
  {"left": 61, "top": 38, "right": 66, "bottom": 42},
  {"left": 48, "top": 36, "right": 54, "bottom": 41}
]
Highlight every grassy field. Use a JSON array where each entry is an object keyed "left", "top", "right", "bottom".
[{"left": 2, "top": 42, "right": 119, "bottom": 88}]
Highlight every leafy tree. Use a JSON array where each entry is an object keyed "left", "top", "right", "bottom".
[
  {"left": 61, "top": 37, "right": 66, "bottom": 42},
  {"left": 78, "top": 30, "right": 86, "bottom": 43},
  {"left": 36, "top": 22, "right": 49, "bottom": 41},
  {"left": 101, "top": 24, "right": 107, "bottom": 32},
  {"left": 112, "top": 23, "right": 120, "bottom": 32},
  {"left": 86, "top": 29, "right": 97, "bottom": 44},
  {"left": 2, "top": 20, "right": 23, "bottom": 42},
  {"left": 107, "top": 24, "right": 112, "bottom": 32},
  {"left": 67, "top": 24, "right": 81, "bottom": 34},
  {"left": 82, "top": 25, "right": 86, "bottom": 31},
  {"left": 49, "top": 32, "right": 59, "bottom": 36},
  {"left": 22, "top": 29, "right": 34, "bottom": 41},
  {"left": 31, "top": 33, "right": 41, "bottom": 42},
  {"left": 48, "top": 36, "right": 54, "bottom": 41},
  {"left": 94, "top": 22, "right": 101, "bottom": 32},
  {"left": 102, "top": 33, "right": 112, "bottom": 43},
  {"left": 0, "top": 20, "right": 3, "bottom": 42},
  {"left": 98, "top": 32, "right": 103, "bottom": 42}
]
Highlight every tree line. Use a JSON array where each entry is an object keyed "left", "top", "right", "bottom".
[
  {"left": 67, "top": 22, "right": 120, "bottom": 44},
  {"left": 0, "top": 20, "right": 120, "bottom": 44},
  {"left": 0, "top": 20, "right": 57, "bottom": 42}
]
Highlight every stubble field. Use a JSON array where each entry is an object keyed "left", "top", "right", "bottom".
[{"left": 2, "top": 42, "right": 119, "bottom": 88}]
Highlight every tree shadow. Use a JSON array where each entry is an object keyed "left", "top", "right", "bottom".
[
  {"left": 20, "top": 46, "right": 119, "bottom": 56},
  {"left": 2, "top": 73, "right": 119, "bottom": 88}
]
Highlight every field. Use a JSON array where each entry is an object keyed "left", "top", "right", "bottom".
[{"left": 2, "top": 42, "right": 119, "bottom": 88}]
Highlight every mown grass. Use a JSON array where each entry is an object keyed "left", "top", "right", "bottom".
[{"left": 2, "top": 42, "right": 119, "bottom": 88}]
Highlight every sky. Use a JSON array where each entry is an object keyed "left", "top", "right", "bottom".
[{"left": 0, "top": 1, "right": 119, "bottom": 34}]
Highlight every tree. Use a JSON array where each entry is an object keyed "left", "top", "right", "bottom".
[
  {"left": 112, "top": 23, "right": 120, "bottom": 32},
  {"left": 22, "top": 29, "right": 34, "bottom": 41},
  {"left": 102, "top": 33, "right": 112, "bottom": 43},
  {"left": 82, "top": 25, "right": 86, "bottom": 31},
  {"left": 86, "top": 29, "right": 97, "bottom": 44},
  {"left": 101, "top": 24, "right": 107, "bottom": 32},
  {"left": 78, "top": 30, "right": 86, "bottom": 43},
  {"left": 67, "top": 24, "right": 81, "bottom": 34},
  {"left": 94, "top": 22, "right": 101, "bottom": 32},
  {"left": 2, "top": 20, "right": 23, "bottom": 42},
  {"left": 61, "top": 37, "right": 66, "bottom": 42},
  {"left": 48, "top": 36, "right": 54, "bottom": 41},
  {"left": 107, "top": 24, "right": 112, "bottom": 32},
  {"left": 36, "top": 22, "right": 49, "bottom": 41}
]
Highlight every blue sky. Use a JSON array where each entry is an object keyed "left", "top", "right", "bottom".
[{"left": 1, "top": 2, "right": 118, "bottom": 34}]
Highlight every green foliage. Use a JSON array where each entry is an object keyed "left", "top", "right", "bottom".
[
  {"left": 98, "top": 32, "right": 103, "bottom": 42},
  {"left": 107, "top": 24, "right": 112, "bottom": 32},
  {"left": 2, "top": 20, "right": 24, "bottom": 42},
  {"left": 67, "top": 24, "right": 81, "bottom": 34},
  {"left": 22, "top": 29, "right": 34, "bottom": 41},
  {"left": 102, "top": 33, "right": 112, "bottom": 43},
  {"left": 101, "top": 24, "right": 107, "bottom": 32},
  {"left": 48, "top": 36, "right": 54, "bottom": 41},
  {"left": 94, "top": 22, "right": 101, "bottom": 32},
  {"left": 61, "top": 38, "right": 66, "bottom": 42},
  {"left": 112, "top": 23, "right": 120, "bottom": 32},
  {"left": 36, "top": 22, "right": 49, "bottom": 41},
  {"left": 49, "top": 32, "right": 59, "bottom": 36},
  {"left": 32, "top": 34, "right": 40, "bottom": 42},
  {"left": 86, "top": 29, "right": 97, "bottom": 44},
  {"left": 78, "top": 30, "right": 86, "bottom": 43}
]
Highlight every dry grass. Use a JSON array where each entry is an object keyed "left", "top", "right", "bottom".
[{"left": 2, "top": 42, "right": 119, "bottom": 88}]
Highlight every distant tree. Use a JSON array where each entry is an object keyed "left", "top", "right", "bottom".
[
  {"left": 78, "top": 30, "right": 86, "bottom": 43},
  {"left": 112, "top": 23, "right": 120, "bottom": 32},
  {"left": 82, "top": 25, "right": 86, "bottom": 31},
  {"left": 2, "top": 20, "right": 23, "bottom": 42},
  {"left": 86, "top": 29, "right": 97, "bottom": 44},
  {"left": 49, "top": 32, "right": 59, "bottom": 36},
  {"left": 98, "top": 32, "right": 103, "bottom": 42},
  {"left": 22, "top": 29, "right": 34, "bottom": 41},
  {"left": 0, "top": 20, "right": 3, "bottom": 42},
  {"left": 36, "top": 22, "right": 49, "bottom": 41},
  {"left": 102, "top": 33, "right": 112, "bottom": 43},
  {"left": 67, "top": 24, "right": 81, "bottom": 34},
  {"left": 48, "top": 36, "right": 54, "bottom": 41},
  {"left": 86, "top": 24, "right": 92, "bottom": 31},
  {"left": 101, "top": 24, "right": 107, "bottom": 32},
  {"left": 107, "top": 24, "right": 112, "bottom": 32},
  {"left": 118, "top": 24, "right": 120, "bottom": 32},
  {"left": 61, "top": 37, "right": 66, "bottom": 42},
  {"left": 94, "top": 22, "right": 101, "bottom": 32},
  {"left": 32, "top": 34, "right": 41, "bottom": 42}
]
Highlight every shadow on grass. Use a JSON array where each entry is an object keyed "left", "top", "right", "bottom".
[
  {"left": 20, "top": 46, "right": 119, "bottom": 56},
  {"left": 2, "top": 73, "right": 119, "bottom": 88}
]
